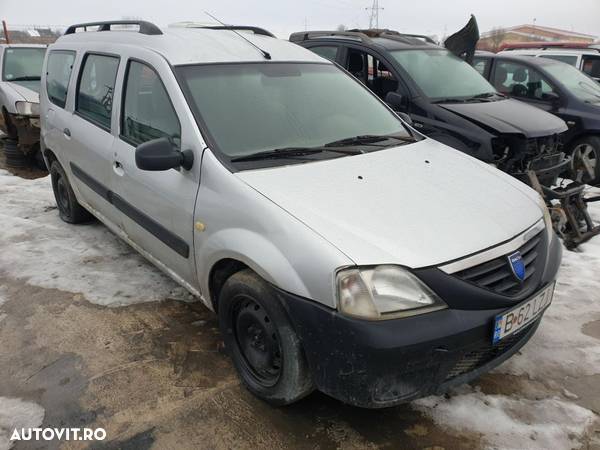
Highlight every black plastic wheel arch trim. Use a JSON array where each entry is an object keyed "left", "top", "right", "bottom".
[{"left": 69, "top": 162, "right": 190, "bottom": 258}]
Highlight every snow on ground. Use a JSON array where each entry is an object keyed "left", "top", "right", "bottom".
[
  {"left": 415, "top": 385, "right": 595, "bottom": 450},
  {"left": 1, "top": 170, "right": 599, "bottom": 448},
  {"left": 415, "top": 185, "right": 600, "bottom": 449},
  {"left": 0, "top": 397, "right": 45, "bottom": 450},
  {"left": 0, "top": 170, "right": 189, "bottom": 307}
]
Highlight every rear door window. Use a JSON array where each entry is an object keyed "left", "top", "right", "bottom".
[
  {"left": 76, "top": 54, "right": 119, "bottom": 130},
  {"left": 121, "top": 60, "right": 181, "bottom": 147},
  {"left": 473, "top": 57, "right": 490, "bottom": 77},
  {"left": 46, "top": 50, "right": 76, "bottom": 108}
]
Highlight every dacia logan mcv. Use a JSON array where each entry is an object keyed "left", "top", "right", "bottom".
[{"left": 40, "top": 21, "right": 562, "bottom": 408}]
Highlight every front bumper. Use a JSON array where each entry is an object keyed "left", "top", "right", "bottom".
[{"left": 276, "top": 234, "right": 561, "bottom": 408}]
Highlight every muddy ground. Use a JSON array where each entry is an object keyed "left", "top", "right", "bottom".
[{"left": 1, "top": 147, "right": 599, "bottom": 450}]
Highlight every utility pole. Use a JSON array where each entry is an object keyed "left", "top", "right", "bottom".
[
  {"left": 2, "top": 20, "right": 9, "bottom": 44},
  {"left": 365, "top": 0, "right": 384, "bottom": 29}
]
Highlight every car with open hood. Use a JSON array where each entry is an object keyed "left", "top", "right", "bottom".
[
  {"left": 0, "top": 44, "right": 46, "bottom": 167},
  {"left": 40, "top": 20, "right": 561, "bottom": 408}
]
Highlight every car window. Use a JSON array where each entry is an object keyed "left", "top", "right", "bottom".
[
  {"left": 121, "top": 61, "right": 181, "bottom": 148},
  {"left": 366, "top": 53, "right": 398, "bottom": 100},
  {"left": 473, "top": 57, "right": 489, "bottom": 76},
  {"left": 390, "top": 49, "right": 495, "bottom": 100},
  {"left": 544, "top": 61, "right": 600, "bottom": 103},
  {"left": 2, "top": 47, "right": 46, "bottom": 81},
  {"left": 46, "top": 50, "right": 76, "bottom": 108},
  {"left": 539, "top": 54, "right": 578, "bottom": 66},
  {"left": 310, "top": 46, "right": 339, "bottom": 62},
  {"left": 76, "top": 54, "right": 119, "bottom": 129},
  {"left": 177, "top": 63, "right": 410, "bottom": 162},
  {"left": 582, "top": 55, "right": 600, "bottom": 79},
  {"left": 492, "top": 61, "right": 557, "bottom": 101}
]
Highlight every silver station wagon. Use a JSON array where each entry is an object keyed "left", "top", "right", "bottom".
[{"left": 40, "top": 20, "right": 562, "bottom": 408}]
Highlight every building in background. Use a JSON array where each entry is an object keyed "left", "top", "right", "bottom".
[
  {"left": 478, "top": 24, "right": 597, "bottom": 52},
  {"left": 1, "top": 24, "right": 62, "bottom": 44}
]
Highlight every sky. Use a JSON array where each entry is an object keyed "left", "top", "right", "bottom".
[{"left": 1, "top": 0, "right": 599, "bottom": 41}]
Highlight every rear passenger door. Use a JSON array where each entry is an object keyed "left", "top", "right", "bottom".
[
  {"left": 68, "top": 52, "right": 122, "bottom": 226},
  {"left": 111, "top": 52, "right": 202, "bottom": 289}
]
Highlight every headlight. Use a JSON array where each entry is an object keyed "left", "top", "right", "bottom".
[
  {"left": 538, "top": 195, "right": 554, "bottom": 242},
  {"left": 15, "top": 101, "right": 40, "bottom": 116},
  {"left": 336, "top": 265, "right": 447, "bottom": 320}
]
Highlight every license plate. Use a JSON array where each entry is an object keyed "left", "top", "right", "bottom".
[{"left": 492, "top": 283, "right": 555, "bottom": 344}]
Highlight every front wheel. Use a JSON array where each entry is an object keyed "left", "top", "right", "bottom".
[
  {"left": 218, "top": 269, "right": 314, "bottom": 405},
  {"left": 569, "top": 136, "right": 600, "bottom": 186}
]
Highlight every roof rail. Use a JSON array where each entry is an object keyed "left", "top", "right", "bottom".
[
  {"left": 289, "top": 30, "right": 374, "bottom": 44},
  {"left": 395, "top": 33, "right": 437, "bottom": 44},
  {"left": 194, "top": 25, "right": 275, "bottom": 38},
  {"left": 65, "top": 20, "right": 163, "bottom": 36}
]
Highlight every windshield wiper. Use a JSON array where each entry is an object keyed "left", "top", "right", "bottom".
[
  {"left": 9, "top": 76, "right": 41, "bottom": 81},
  {"left": 431, "top": 98, "right": 469, "bottom": 104},
  {"left": 230, "top": 146, "right": 362, "bottom": 162},
  {"left": 324, "top": 134, "right": 416, "bottom": 147},
  {"left": 468, "top": 92, "right": 504, "bottom": 101}
]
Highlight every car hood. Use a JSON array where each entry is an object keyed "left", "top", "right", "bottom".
[
  {"left": 236, "top": 139, "right": 543, "bottom": 268},
  {"left": 438, "top": 98, "right": 567, "bottom": 137},
  {"left": 5, "top": 81, "right": 40, "bottom": 103}
]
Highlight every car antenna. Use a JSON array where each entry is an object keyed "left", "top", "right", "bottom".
[{"left": 204, "top": 12, "right": 272, "bottom": 60}]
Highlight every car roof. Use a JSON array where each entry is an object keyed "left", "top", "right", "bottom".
[
  {"left": 0, "top": 44, "right": 47, "bottom": 49},
  {"left": 290, "top": 29, "right": 441, "bottom": 52},
  {"left": 501, "top": 48, "right": 599, "bottom": 56},
  {"left": 483, "top": 53, "right": 569, "bottom": 68},
  {"left": 53, "top": 26, "right": 326, "bottom": 66}
]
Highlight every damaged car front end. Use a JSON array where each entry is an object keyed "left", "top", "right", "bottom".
[{"left": 0, "top": 44, "right": 46, "bottom": 168}]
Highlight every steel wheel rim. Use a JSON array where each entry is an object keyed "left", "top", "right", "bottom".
[
  {"left": 56, "top": 175, "right": 70, "bottom": 214},
  {"left": 233, "top": 296, "right": 282, "bottom": 387},
  {"left": 572, "top": 143, "right": 598, "bottom": 182}
]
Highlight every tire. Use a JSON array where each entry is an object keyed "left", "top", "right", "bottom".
[
  {"left": 3, "top": 139, "right": 28, "bottom": 168},
  {"left": 569, "top": 136, "right": 600, "bottom": 186},
  {"left": 218, "top": 269, "right": 314, "bottom": 405},
  {"left": 50, "top": 161, "right": 93, "bottom": 224}
]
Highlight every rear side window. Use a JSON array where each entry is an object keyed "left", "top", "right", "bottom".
[
  {"left": 539, "top": 54, "right": 578, "bottom": 66},
  {"left": 46, "top": 51, "right": 75, "bottom": 108},
  {"left": 121, "top": 61, "right": 181, "bottom": 147},
  {"left": 310, "top": 46, "right": 339, "bottom": 62},
  {"left": 76, "top": 54, "right": 119, "bottom": 129},
  {"left": 582, "top": 55, "right": 600, "bottom": 79}
]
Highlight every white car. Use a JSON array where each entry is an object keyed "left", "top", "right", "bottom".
[
  {"left": 0, "top": 44, "right": 46, "bottom": 167},
  {"left": 40, "top": 20, "right": 562, "bottom": 408},
  {"left": 499, "top": 47, "right": 600, "bottom": 83}
]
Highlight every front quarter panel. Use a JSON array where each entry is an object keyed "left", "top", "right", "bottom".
[{"left": 194, "top": 150, "right": 354, "bottom": 309}]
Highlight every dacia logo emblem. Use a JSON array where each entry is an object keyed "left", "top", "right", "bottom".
[{"left": 508, "top": 251, "right": 526, "bottom": 282}]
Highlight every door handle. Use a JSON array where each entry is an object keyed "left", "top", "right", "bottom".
[{"left": 63, "top": 128, "right": 71, "bottom": 137}]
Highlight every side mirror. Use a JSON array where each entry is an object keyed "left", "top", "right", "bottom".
[
  {"left": 135, "top": 138, "right": 194, "bottom": 171},
  {"left": 385, "top": 91, "right": 406, "bottom": 111}
]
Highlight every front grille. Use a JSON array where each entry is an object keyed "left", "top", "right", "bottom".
[
  {"left": 444, "top": 324, "right": 533, "bottom": 381},
  {"left": 454, "top": 232, "right": 542, "bottom": 296}
]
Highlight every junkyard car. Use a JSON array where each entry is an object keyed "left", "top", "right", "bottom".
[
  {"left": 0, "top": 44, "right": 46, "bottom": 167},
  {"left": 473, "top": 52, "right": 600, "bottom": 186},
  {"left": 41, "top": 21, "right": 562, "bottom": 408}
]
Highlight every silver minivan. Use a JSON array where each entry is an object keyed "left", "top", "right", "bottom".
[{"left": 40, "top": 21, "right": 562, "bottom": 408}]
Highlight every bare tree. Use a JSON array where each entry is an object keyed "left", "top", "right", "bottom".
[{"left": 487, "top": 27, "right": 507, "bottom": 52}]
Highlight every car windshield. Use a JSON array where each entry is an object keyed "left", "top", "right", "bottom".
[
  {"left": 391, "top": 49, "right": 497, "bottom": 100},
  {"left": 2, "top": 47, "right": 46, "bottom": 81},
  {"left": 543, "top": 61, "right": 600, "bottom": 103},
  {"left": 176, "top": 63, "right": 411, "bottom": 163}
]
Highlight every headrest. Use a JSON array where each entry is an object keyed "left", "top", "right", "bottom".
[{"left": 512, "top": 67, "right": 528, "bottom": 83}]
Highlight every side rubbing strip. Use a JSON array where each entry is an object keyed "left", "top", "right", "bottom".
[{"left": 69, "top": 163, "right": 190, "bottom": 258}]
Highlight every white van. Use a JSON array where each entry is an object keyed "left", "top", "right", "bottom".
[{"left": 40, "top": 21, "right": 561, "bottom": 408}]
